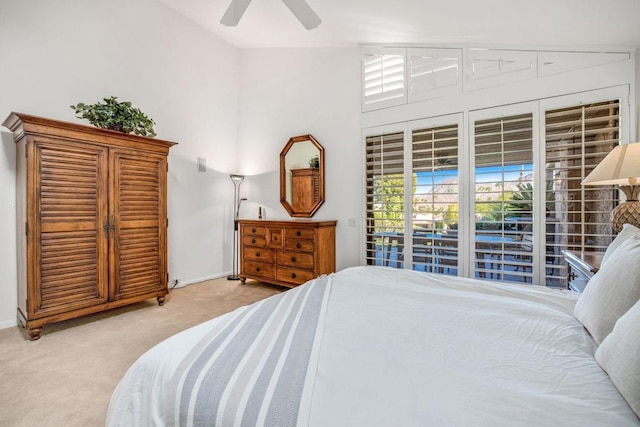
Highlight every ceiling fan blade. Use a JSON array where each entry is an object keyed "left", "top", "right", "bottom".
[
  {"left": 281, "top": 0, "right": 321, "bottom": 30},
  {"left": 220, "top": 0, "right": 253, "bottom": 26}
]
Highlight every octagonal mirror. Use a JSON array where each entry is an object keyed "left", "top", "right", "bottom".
[{"left": 280, "top": 134, "right": 324, "bottom": 217}]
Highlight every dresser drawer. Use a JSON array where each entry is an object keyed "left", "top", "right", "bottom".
[
  {"left": 285, "top": 228, "right": 315, "bottom": 240},
  {"left": 243, "top": 235, "right": 266, "bottom": 247},
  {"left": 276, "top": 267, "right": 315, "bottom": 285},
  {"left": 277, "top": 250, "right": 314, "bottom": 269},
  {"left": 267, "top": 228, "right": 284, "bottom": 249},
  {"left": 242, "top": 261, "right": 275, "bottom": 279},
  {"left": 244, "top": 225, "right": 266, "bottom": 236},
  {"left": 284, "top": 239, "right": 314, "bottom": 252},
  {"left": 243, "top": 247, "right": 275, "bottom": 263}
]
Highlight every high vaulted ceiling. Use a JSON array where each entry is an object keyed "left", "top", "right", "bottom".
[{"left": 157, "top": 0, "right": 640, "bottom": 49}]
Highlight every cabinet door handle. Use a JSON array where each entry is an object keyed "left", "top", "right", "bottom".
[
  {"left": 103, "top": 218, "right": 109, "bottom": 236},
  {"left": 109, "top": 214, "right": 115, "bottom": 236},
  {"left": 296, "top": 242, "right": 301, "bottom": 249},
  {"left": 291, "top": 256, "right": 297, "bottom": 262},
  {"left": 296, "top": 231, "right": 301, "bottom": 236},
  {"left": 291, "top": 273, "right": 297, "bottom": 279}
]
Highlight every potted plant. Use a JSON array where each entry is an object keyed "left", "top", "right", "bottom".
[
  {"left": 70, "top": 96, "right": 156, "bottom": 137},
  {"left": 309, "top": 155, "right": 320, "bottom": 168}
]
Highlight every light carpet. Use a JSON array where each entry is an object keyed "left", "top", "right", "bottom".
[{"left": 0, "top": 278, "right": 282, "bottom": 426}]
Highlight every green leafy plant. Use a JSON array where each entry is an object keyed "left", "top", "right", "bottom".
[
  {"left": 70, "top": 96, "right": 156, "bottom": 137},
  {"left": 507, "top": 181, "right": 555, "bottom": 216},
  {"left": 309, "top": 155, "right": 320, "bottom": 168}
]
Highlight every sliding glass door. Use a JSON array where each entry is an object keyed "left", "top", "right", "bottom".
[
  {"left": 363, "top": 87, "right": 627, "bottom": 287},
  {"left": 411, "top": 117, "right": 461, "bottom": 275},
  {"left": 365, "top": 127, "right": 406, "bottom": 268},
  {"left": 471, "top": 110, "right": 535, "bottom": 283},
  {"left": 543, "top": 99, "right": 620, "bottom": 286}
]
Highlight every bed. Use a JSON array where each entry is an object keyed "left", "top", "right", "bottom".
[{"left": 106, "top": 266, "right": 640, "bottom": 426}]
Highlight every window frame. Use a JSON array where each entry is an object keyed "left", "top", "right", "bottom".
[
  {"left": 408, "top": 114, "right": 464, "bottom": 272},
  {"left": 361, "top": 47, "right": 407, "bottom": 112},
  {"left": 362, "top": 86, "right": 630, "bottom": 287},
  {"left": 468, "top": 101, "right": 540, "bottom": 281}
]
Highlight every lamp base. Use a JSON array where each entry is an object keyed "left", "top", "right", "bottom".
[
  {"left": 612, "top": 200, "right": 640, "bottom": 232},
  {"left": 227, "top": 275, "right": 241, "bottom": 281}
]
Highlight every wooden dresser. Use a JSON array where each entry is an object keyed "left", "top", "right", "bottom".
[
  {"left": 3, "top": 113, "right": 176, "bottom": 339},
  {"left": 239, "top": 219, "right": 336, "bottom": 288}
]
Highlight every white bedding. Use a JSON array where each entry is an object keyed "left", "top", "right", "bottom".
[{"left": 107, "top": 266, "right": 640, "bottom": 426}]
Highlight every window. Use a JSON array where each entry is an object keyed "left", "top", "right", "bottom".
[
  {"left": 363, "top": 95, "right": 624, "bottom": 287},
  {"left": 408, "top": 48, "right": 462, "bottom": 102},
  {"left": 544, "top": 100, "right": 619, "bottom": 286},
  {"left": 362, "top": 48, "right": 406, "bottom": 111},
  {"left": 412, "top": 124, "right": 459, "bottom": 274},
  {"left": 473, "top": 113, "right": 534, "bottom": 283},
  {"left": 365, "top": 131, "right": 405, "bottom": 267}
]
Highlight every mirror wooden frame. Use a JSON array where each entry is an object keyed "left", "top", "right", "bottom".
[{"left": 280, "top": 134, "right": 325, "bottom": 217}]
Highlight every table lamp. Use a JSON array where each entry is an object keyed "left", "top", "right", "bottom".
[{"left": 582, "top": 142, "right": 640, "bottom": 232}]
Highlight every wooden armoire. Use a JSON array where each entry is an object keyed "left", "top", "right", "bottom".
[
  {"left": 3, "top": 113, "right": 176, "bottom": 340},
  {"left": 290, "top": 168, "right": 320, "bottom": 214}
]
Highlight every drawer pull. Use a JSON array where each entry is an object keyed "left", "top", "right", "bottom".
[
  {"left": 291, "top": 273, "right": 297, "bottom": 279},
  {"left": 256, "top": 252, "right": 260, "bottom": 257},
  {"left": 256, "top": 266, "right": 261, "bottom": 272},
  {"left": 291, "top": 256, "right": 297, "bottom": 262},
  {"left": 296, "top": 231, "right": 301, "bottom": 236},
  {"left": 252, "top": 238, "right": 256, "bottom": 244},
  {"left": 252, "top": 228, "right": 256, "bottom": 233},
  {"left": 296, "top": 242, "right": 301, "bottom": 249}
]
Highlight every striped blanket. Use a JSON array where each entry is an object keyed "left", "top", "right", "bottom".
[
  {"left": 108, "top": 266, "right": 640, "bottom": 427},
  {"left": 165, "top": 275, "right": 332, "bottom": 426}
]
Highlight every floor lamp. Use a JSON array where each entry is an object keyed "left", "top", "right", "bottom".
[{"left": 228, "top": 174, "right": 246, "bottom": 280}]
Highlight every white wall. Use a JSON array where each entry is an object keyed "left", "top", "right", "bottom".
[
  {"left": 237, "top": 48, "right": 362, "bottom": 271},
  {"left": 0, "top": 0, "right": 240, "bottom": 327}
]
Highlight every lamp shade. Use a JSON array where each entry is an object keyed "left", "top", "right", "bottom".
[
  {"left": 230, "top": 174, "right": 245, "bottom": 185},
  {"left": 582, "top": 142, "right": 640, "bottom": 232},
  {"left": 582, "top": 142, "right": 640, "bottom": 187}
]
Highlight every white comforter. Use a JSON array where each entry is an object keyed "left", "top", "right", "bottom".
[{"left": 107, "top": 266, "right": 640, "bottom": 426}]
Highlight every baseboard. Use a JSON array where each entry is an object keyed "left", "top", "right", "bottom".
[
  {"left": 171, "top": 272, "right": 232, "bottom": 289},
  {"left": 0, "top": 273, "right": 237, "bottom": 327},
  {"left": 0, "top": 318, "right": 18, "bottom": 330}
]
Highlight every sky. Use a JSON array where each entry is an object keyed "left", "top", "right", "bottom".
[{"left": 416, "top": 164, "right": 533, "bottom": 194}]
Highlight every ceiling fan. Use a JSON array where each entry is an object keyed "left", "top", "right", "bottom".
[{"left": 220, "top": 0, "right": 321, "bottom": 30}]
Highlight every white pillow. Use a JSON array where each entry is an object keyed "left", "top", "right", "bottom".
[
  {"left": 601, "top": 223, "right": 640, "bottom": 266},
  {"left": 595, "top": 299, "right": 640, "bottom": 417},
  {"left": 574, "top": 236, "right": 640, "bottom": 345}
]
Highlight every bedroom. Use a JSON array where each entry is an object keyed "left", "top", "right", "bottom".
[{"left": 1, "top": 0, "right": 639, "bottom": 425}]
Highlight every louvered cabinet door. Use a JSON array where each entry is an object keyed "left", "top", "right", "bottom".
[
  {"left": 30, "top": 139, "right": 109, "bottom": 318},
  {"left": 109, "top": 149, "right": 167, "bottom": 302}
]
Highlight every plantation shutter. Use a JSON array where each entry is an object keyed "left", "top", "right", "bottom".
[
  {"left": 544, "top": 100, "right": 619, "bottom": 286},
  {"left": 362, "top": 47, "right": 406, "bottom": 111},
  {"left": 408, "top": 48, "right": 462, "bottom": 102},
  {"left": 411, "top": 124, "right": 459, "bottom": 274},
  {"left": 365, "top": 132, "right": 405, "bottom": 267},
  {"left": 473, "top": 113, "right": 534, "bottom": 283}
]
